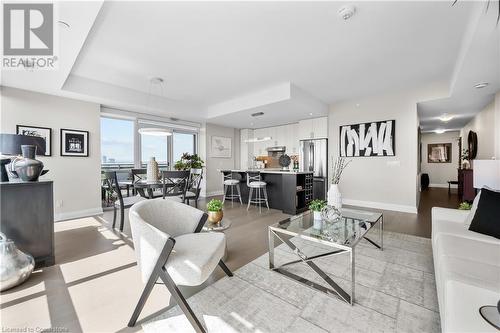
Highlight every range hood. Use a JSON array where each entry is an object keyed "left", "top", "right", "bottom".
[{"left": 266, "top": 146, "right": 286, "bottom": 152}]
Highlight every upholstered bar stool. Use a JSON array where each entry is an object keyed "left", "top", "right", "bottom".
[
  {"left": 222, "top": 171, "right": 242, "bottom": 206},
  {"left": 246, "top": 171, "right": 269, "bottom": 213}
]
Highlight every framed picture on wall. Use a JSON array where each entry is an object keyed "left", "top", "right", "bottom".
[
  {"left": 427, "top": 143, "right": 452, "bottom": 163},
  {"left": 16, "top": 125, "right": 52, "bottom": 156},
  {"left": 211, "top": 136, "right": 232, "bottom": 158},
  {"left": 60, "top": 128, "right": 89, "bottom": 157},
  {"left": 339, "top": 120, "right": 395, "bottom": 157}
]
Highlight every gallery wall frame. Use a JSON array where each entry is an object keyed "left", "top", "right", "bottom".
[
  {"left": 60, "top": 128, "right": 89, "bottom": 157},
  {"left": 211, "top": 136, "right": 232, "bottom": 158},
  {"left": 339, "top": 120, "right": 396, "bottom": 157},
  {"left": 427, "top": 143, "right": 452, "bottom": 163},
  {"left": 16, "top": 125, "right": 52, "bottom": 156}
]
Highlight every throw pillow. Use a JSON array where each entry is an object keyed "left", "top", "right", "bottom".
[{"left": 468, "top": 188, "right": 500, "bottom": 239}]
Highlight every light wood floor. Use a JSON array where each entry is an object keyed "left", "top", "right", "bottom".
[{"left": 0, "top": 189, "right": 457, "bottom": 332}]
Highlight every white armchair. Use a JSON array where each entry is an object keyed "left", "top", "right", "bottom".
[{"left": 127, "top": 198, "right": 232, "bottom": 333}]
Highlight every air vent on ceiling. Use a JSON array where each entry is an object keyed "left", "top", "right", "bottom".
[{"left": 251, "top": 112, "right": 264, "bottom": 117}]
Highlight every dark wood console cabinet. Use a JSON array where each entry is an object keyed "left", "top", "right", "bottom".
[
  {"left": 0, "top": 180, "right": 55, "bottom": 267},
  {"left": 458, "top": 169, "right": 475, "bottom": 202}
]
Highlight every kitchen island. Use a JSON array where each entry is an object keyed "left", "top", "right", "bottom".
[{"left": 220, "top": 169, "right": 313, "bottom": 215}]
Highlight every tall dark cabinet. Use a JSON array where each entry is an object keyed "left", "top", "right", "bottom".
[
  {"left": 458, "top": 169, "right": 475, "bottom": 202},
  {"left": 0, "top": 180, "right": 55, "bottom": 267}
]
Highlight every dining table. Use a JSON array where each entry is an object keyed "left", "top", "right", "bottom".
[{"left": 133, "top": 180, "right": 164, "bottom": 199}]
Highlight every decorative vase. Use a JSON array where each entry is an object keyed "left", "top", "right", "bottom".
[
  {"left": 462, "top": 160, "right": 470, "bottom": 169},
  {"left": 327, "top": 184, "right": 342, "bottom": 209},
  {"left": 0, "top": 232, "right": 35, "bottom": 291},
  {"left": 147, "top": 157, "right": 158, "bottom": 182},
  {"left": 207, "top": 210, "right": 223, "bottom": 224},
  {"left": 13, "top": 145, "right": 44, "bottom": 181},
  {"left": 321, "top": 205, "right": 342, "bottom": 223},
  {"left": 313, "top": 211, "right": 322, "bottom": 220}
]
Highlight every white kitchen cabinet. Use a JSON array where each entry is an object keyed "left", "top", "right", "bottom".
[{"left": 298, "top": 117, "right": 328, "bottom": 140}]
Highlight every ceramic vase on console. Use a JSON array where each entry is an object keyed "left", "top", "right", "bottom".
[
  {"left": 146, "top": 157, "right": 159, "bottom": 182},
  {"left": 327, "top": 184, "right": 342, "bottom": 209},
  {"left": 13, "top": 145, "right": 44, "bottom": 181}
]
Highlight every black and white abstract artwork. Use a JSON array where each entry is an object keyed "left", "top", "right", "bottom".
[
  {"left": 16, "top": 125, "right": 52, "bottom": 156},
  {"left": 339, "top": 120, "right": 395, "bottom": 157},
  {"left": 61, "top": 129, "right": 89, "bottom": 157}
]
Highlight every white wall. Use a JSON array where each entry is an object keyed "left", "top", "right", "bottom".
[
  {"left": 1, "top": 87, "right": 102, "bottom": 221},
  {"left": 201, "top": 123, "right": 239, "bottom": 197},
  {"left": 461, "top": 99, "right": 497, "bottom": 160},
  {"left": 420, "top": 131, "right": 460, "bottom": 187},
  {"left": 328, "top": 88, "right": 442, "bottom": 214}
]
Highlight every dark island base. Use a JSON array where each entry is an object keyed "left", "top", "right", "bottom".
[{"left": 223, "top": 171, "right": 313, "bottom": 215}]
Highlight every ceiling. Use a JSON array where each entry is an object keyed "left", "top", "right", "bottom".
[{"left": 2, "top": 1, "right": 498, "bottom": 130}]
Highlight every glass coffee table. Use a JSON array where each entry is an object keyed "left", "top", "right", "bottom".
[{"left": 268, "top": 208, "right": 383, "bottom": 305}]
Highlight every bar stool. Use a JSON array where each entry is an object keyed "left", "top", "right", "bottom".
[
  {"left": 222, "top": 171, "right": 242, "bottom": 206},
  {"left": 246, "top": 171, "right": 269, "bottom": 213}
]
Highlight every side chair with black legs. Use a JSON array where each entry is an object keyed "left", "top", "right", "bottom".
[
  {"left": 103, "top": 171, "right": 146, "bottom": 231},
  {"left": 127, "top": 198, "right": 233, "bottom": 333}
]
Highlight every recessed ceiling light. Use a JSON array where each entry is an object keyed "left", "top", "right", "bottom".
[
  {"left": 438, "top": 113, "right": 454, "bottom": 122},
  {"left": 474, "top": 82, "right": 489, "bottom": 89},
  {"left": 338, "top": 5, "right": 356, "bottom": 20},
  {"left": 435, "top": 129, "right": 445, "bottom": 134},
  {"left": 58, "top": 20, "right": 70, "bottom": 29},
  {"left": 355, "top": 103, "right": 360, "bottom": 107},
  {"left": 309, "top": 113, "right": 313, "bottom": 116},
  {"left": 250, "top": 122, "right": 254, "bottom": 126},
  {"left": 251, "top": 112, "right": 264, "bottom": 117}
]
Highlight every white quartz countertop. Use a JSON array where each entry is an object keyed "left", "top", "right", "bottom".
[{"left": 220, "top": 169, "right": 313, "bottom": 175}]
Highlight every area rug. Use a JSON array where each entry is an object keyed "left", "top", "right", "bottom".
[{"left": 143, "top": 231, "right": 440, "bottom": 333}]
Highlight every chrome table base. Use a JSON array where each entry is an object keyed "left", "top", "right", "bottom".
[{"left": 268, "top": 216, "right": 383, "bottom": 305}]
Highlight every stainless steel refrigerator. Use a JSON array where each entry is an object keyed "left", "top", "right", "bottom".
[{"left": 299, "top": 138, "right": 328, "bottom": 200}]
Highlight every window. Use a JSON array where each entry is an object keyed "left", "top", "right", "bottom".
[
  {"left": 173, "top": 132, "right": 196, "bottom": 162},
  {"left": 141, "top": 132, "right": 169, "bottom": 167},
  {"left": 100, "top": 117, "right": 134, "bottom": 168}
]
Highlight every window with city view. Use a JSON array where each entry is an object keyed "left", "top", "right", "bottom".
[
  {"left": 101, "top": 117, "right": 134, "bottom": 168},
  {"left": 173, "top": 132, "right": 196, "bottom": 163},
  {"left": 141, "top": 133, "right": 169, "bottom": 167}
]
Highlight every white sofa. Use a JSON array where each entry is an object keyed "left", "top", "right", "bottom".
[{"left": 432, "top": 207, "right": 500, "bottom": 333}]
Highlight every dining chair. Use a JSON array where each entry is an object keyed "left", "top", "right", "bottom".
[
  {"left": 103, "top": 171, "right": 146, "bottom": 231},
  {"left": 161, "top": 170, "right": 190, "bottom": 202},
  {"left": 185, "top": 168, "right": 203, "bottom": 208},
  {"left": 127, "top": 199, "right": 233, "bottom": 333}
]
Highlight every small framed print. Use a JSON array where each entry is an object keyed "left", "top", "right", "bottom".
[
  {"left": 60, "top": 128, "right": 89, "bottom": 157},
  {"left": 16, "top": 125, "right": 52, "bottom": 156}
]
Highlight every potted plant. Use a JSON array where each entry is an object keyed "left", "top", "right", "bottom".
[
  {"left": 309, "top": 199, "right": 326, "bottom": 221},
  {"left": 174, "top": 153, "right": 204, "bottom": 171},
  {"left": 207, "top": 199, "right": 223, "bottom": 224},
  {"left": 328, "top": 156, "right": 351, "bottom": 208}
]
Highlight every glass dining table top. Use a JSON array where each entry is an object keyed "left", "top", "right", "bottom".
[{"left": 270, "top": 208, "right": 383, "bottom": 249}]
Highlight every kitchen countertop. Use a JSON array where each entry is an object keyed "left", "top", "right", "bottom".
[{"left": 220, "top": 169, "right": 313, "bottom": 175}]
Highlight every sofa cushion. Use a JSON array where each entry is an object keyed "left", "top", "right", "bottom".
[
  {"left": 432, "top": 219, "right": 500, "bottom": 248},
  {"left": 443, "top": 279, "right": 500, "bottom": 333},
  {"left": 166, "top": 232, "right": 226, "bottom": 286},
  {"left": 469, "top": 188, "right": 500, "bottom": 239}
]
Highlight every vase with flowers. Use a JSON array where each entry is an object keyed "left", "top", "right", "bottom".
[{"left": 328, "top": 156, "right": 351, "bottom": 209}]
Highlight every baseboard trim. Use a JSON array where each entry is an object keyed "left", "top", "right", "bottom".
[
  {"left": 429, "top": 183, "right": 457, "bottom": 189},
  {"left": 55, "top": 207, "right": 103, "bottom": 222},
  {"left": 342, "top": 199, "right": 417, "bottom": 214},
  {"left": 201, "top": 190, "right": 224, "bottom": 198}
]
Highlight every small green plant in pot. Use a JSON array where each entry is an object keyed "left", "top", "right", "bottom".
[
  {"left": 207, "top": 199, "right": 223, "bottom": 224},
  {"left": 309, "top": 199, "right": 327, "bottom": 220},
  {"left": 458, "top": 202, "right": 472, "bottom": 210}
]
